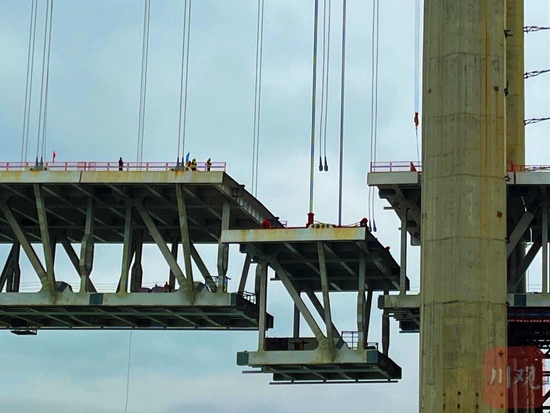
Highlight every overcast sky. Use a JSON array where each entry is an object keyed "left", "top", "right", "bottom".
[{"left": 0, "top": 1, "right": 549, "bottom": 412}]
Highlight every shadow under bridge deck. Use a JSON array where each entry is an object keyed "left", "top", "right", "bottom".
[
  {"left": 221, "top": 226, "right": 408, "bottom": 383},
  {"left": 0, "top": 168, "right": 281, "bottom": 332}
]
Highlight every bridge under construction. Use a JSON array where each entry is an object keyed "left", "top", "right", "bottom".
[{"left": 2, "top": 0, "right": 550, "bottom": 412}]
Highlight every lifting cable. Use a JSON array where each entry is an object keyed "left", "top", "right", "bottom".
[
  {"left": 308, "top": 0, "right": 320, "bottom": 223},
  {"left": 35, "top": 0, "right": 54, "bottom": 166},
  {"left": 40, "top": 0, "right": 54, "bottom": 162},
  {"left": 322, "top": 0, "right": 332, "bottom": 173},
  {"left": 21, "top": 0, "right": 38, "bottom": 163},
  {"left": 177, "top": 0, "right": 192, "bottom": 166},
  {"left": 251, "top": 0, "right": 265, "bottom": 197},
  {"left": 137, "top": 0, "right": 152, "bottom": 164},
  {"left": 318, "top": 0, "right": 331, "bottom": 172},
  {"left": 414, "top": 0, "right": 421, "bottom": 162},
  {"left": 337, "top": 0, "right": 347, "bottom": 226},
  {"left": 367, "top": 0, "right": 380, "bottom": 232}
]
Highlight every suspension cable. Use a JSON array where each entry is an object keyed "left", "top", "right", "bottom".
[
  {"left": 137, "top": 0, "right": 151, "bottom": 164},
  {"left": 252, "top": 0, "right": 265, "bottom": 197},
  {"left": 337, "top": 0, "right": 347, "bottom": 226},
  {"left": 40, "top": 0, "right": 55, "bottom": 161},
  {"left": 177, "top": 0, "right": 189, "bottom": 166},
  {"left": 308, "top": 0, "right": 320, "bottom": 224},
  {"left": 367, "top": 0, "right": 380, "bottom": 231},
  {"left": 180, "top": 0, "right": 192, "bottom": 162},
  {"left": 36, "top": 0, "right": 54, "bottom": 165},
  {"left": 21, "top": 0, "right": 38, "bottom": 163}
]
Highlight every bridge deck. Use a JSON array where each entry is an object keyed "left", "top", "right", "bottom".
[
  {"left": 0, "top": 170, "right": 280, "bottom": 244},
  {"left": 222, "top": 226, "right": 406, "bottom": 292}
]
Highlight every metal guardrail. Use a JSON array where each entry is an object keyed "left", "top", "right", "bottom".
[
  {"left": 341, "top": 331, "right": 379, "bottom": 351},
  {"left": 371, "top": 161, "right": 550, "bottom": 174},
  {"left": 369, "top": 161, "right": 421, "bottom": 173},
  {"left": 0, "top": 161, "right": 226, "bottom": 172}
]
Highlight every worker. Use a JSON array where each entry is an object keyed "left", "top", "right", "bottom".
[
  {"left": 163, "top": 282, "right": 170, "bottom": 293},
  {"left": 118, "top": 157, "right": 124, "bottom": 171},
  {"left": 191, "top": 158, "right": 197, "bottom": 171},
  {"left": 206, "top": 158, "right": 212, "bottom": 171},
  {"left": 360, "top": 217, "right": 368, "bottom": 227},
  {"left": 262, "top": 219, "right": 271, "bottom": 229}
]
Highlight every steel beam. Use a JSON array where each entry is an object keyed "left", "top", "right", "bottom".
[
  {"left": 79, "top": 198, "right": 95, "bottom": 293},
  {"left": 189, "top": 244, "right": 217, "bottom": 291},
  {"left": 130, "top": 231, "right": 143, "bottom": 292},
  {"left": 317, "top": 242, "right": 334, "bottom": 359},
  {"left": 237, "top": 254, "right": 252, "bottom": 295},
  {"left": 507, "top": 199, "right": 539, "bottom": 258},
  {"left": 217, "top": 201, "right": 230, "bottom": 292},
  {"left": 0, "top": 200, "right": 52, "bottom": 292},
  {"left": 135, "top": 201, "right": 189, "bottom": 294},
  {"left": 303, "top": 289, "right": 340, "bottom": 340},
  {"left": 176, "top": 184, "right": 195, "bottom": 298},
  {"left": 257, "top": 260, "right": 268, "bottom": 350},
  {"left": 515, "top": 236, "right": 541, "bottom": 288},
  {"left": 399, "top": 212, "right": 407, "bottom": 294},
  {"left": 118, "top": 205, "right": 134, "bottom": 293},
  {"left": 33, "top": 184, "right": 56, "bottom": 290},
  {"left": 268, "top": 257, "right": 326, "bottom": 346},
  {"left": 169, "top": 239, "right": 177, "bottom": 290},
  {"left": 357, "top": 254, "right": 366, "bottom": 348},
  {"left": 60, "top": 236, "right": 96, "bottom": 292}
]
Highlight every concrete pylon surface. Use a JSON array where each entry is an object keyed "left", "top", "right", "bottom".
[{"left": 420, "top": 1, "right": 508, "bottom": 412}]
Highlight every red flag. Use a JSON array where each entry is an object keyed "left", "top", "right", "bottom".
[{"left": 52, "top": 151, "right": 56, "bottom": 162}]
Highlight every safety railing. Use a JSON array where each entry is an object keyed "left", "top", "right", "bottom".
[
  {"left": 0, "top": 161, "right": 226, "bottom": 172},
  {"left": 371, "top": 161, "right": 550, "bottom": 174},
  {"left": 369, "top": 161, "right": 421, "bottom": 173},
  {"left": 342, "top": 331, "right": 379, "bottom": 351},
  {"left": 508, "top": 162, "right": 550, "bottom": 173},
  {"left": 240, "top": 291, "right": 257, "bottom": 304}
]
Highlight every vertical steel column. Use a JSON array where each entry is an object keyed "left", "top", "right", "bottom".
[
  {"left": 257, "top": 260, "right": 268, "bottom": 350},
  {"left": 317, "top": 242, "right": 335, "bottom": 358},
  {"left": 118, "top": 205, "right": 134, "bottom": 293},
  {"left": 543, "top": 202, "right": 548, "bottom": 294},
  {"left": 293, "top": 303, "right": 300, "bottom": 338},
  {"left": 130, "top": 231, "right": 143, "bottom": 292},
  {"left": 217, "top": 201, "right": 230, "bottom": 292},
  {"left": 8, "top": 240, "right": 21, "bottom": 292},
  {"left": 34, "top": 184, "right": 56, "bottom": 290},
  {"left": 400, "top": 211, "right": 408, "bottom": 295},
  {"left": 176, "top": 184, "right": 194, "bottom": 296},
  {"left": 169, "top": 239, "right": 177, "bottom": 290},
  {"left": 382, "top": 287, "right": 390, "bottom": 356},
  {"left": 357, "top": 254, "right": 366, "bottom": 348},
  {"left": 79, "top": 198, "right": 94, "bottom": 294}
]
